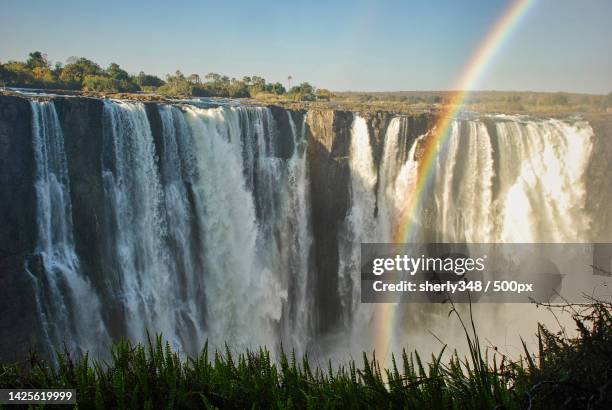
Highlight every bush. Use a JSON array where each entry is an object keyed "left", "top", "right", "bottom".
[
  {"left": 82, "top": 75, "right": 139, "bottom": 93},
  {"left": 1, "top": 62, "right": 36, "bottom": 87},
  {"left": 227, "top": 81, "right": 250, "bottom": 98},
  {"left": 316, "top": 89, "right": 333, "bottom": 101},
  {"left": 134, "top": 71, "right": 165, "bottom": 88}
]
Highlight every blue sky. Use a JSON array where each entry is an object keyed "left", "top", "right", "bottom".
[{"left": 1, "top": 0, "right": 610, "bottom": 93}]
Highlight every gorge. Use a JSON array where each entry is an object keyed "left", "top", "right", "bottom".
[{"left": 1, "top": 93, "right": 611, "bottom": 364}]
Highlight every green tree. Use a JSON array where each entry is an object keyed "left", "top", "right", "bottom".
[
  {"left": 32, "top": 66, "right": 57, "bottom": 87},
  {"left": 26, "top": 51, "right": 49, "bottom": 69},
  {"left": 205, "top": 72, "right": 222, "bottom": 83},
  {"left": 289, "top": 82, "right": 315, "bottom": 100},
  {"left": 134, "top": 71, "right": 165, "bottom": 87},
  {"left": 158, "top": 70, "right": 193, "bottom": 96},
  {"left": 2, "top": 61, "right": 36, "bottom": 87},
  {"left": 106, "top": 63, "right": 130, "bottom": 82},
  {"left": 59, "top": 57, "right": 102, "bottom": 88},
  {"left": 102, "top": 63, "right": 139, "bottom": 92},
  {"left": 227, "top": 81, "right": 250, "bottom": 98},
  {"left": 265, "top": 82, "right": 286, "bottom": 95},
  {"left": 188, "top": 73, "right": 201, "bottom": 84},
  {"left": 289, "top": 82, "right": 314, "bottom": 95},
  {"left": 82, "top": 75, "right": 121, "bottom": 92},
  {"left": 249, "top": 76, "right": 266, "bottom": 94},
  {"left": 316, "top": 88, "right": 332, "bottom": 101},
  {"left": 52, "top": 62, "right": 63, "bottom": 77}
]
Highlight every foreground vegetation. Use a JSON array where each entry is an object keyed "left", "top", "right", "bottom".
[{"left": 1, "top": 301, "right": 610, "bottom": 409}]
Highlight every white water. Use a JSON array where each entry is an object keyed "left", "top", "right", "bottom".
[
  {"left": 25, "top": 100, "right": 599, "bottom": 362},
  {"left": 28, "top": 100, "right": 108, "bottom": 357},
  {"left": 65, "top": 101, "right": 316, "bottom": 355},
  {"left": 157, "top": 105, "right": 206, "bottom": 353},
  {"left": 280, "top": 112, "right": 314, "bottom": 351},
  {"left": 339, "top": 115, "right": 378, "bottom": 322},
  {"left": 495, "top": 118, "right": 593, "bottom": 242},
  {"left": 102, "top": 100, "right": 185, "bottom": 349},
  {"left": 429, "top": 120, "right": 496, "bottom": 242},
  {"left": 339, "top": 114, "right": 596, "bottom": 358},
  {"left": 183, "top": 106, "right": 280, "bottom": 351}
]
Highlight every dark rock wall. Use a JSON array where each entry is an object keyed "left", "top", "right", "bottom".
[
  {"left": 53, "top": 97, "right": 132, "bottom": 339},
  {"left": 269, "top": 105, "right": 297, "bottom": 159},
  {"left": 365, "top": 111, "right": 393, "bottom": 168},
  {"left": 401, "top": 113, "right": 438, "bottom": 164},
  {"left": 305, "top": 110, "right": 353, "bottom": 334},
  {"left": 0, "top": 96, "right": 40, "bottom": 361},
  {"left": 584, "top": 113, "right": 612, "bottom": 241}
]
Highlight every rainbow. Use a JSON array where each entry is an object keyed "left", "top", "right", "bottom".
[{"left": 374, "top": 0, "right": 535, "bottom": 362}]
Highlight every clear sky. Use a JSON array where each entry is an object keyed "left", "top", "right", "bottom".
[{"left": 1, "top": 0, "right": 610, "bottom": 94}]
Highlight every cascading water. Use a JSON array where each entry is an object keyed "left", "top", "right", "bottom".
[
  {"left": 182, "top": 105, "right": 282, "bottom": 351},
  {"left": 54, "top": 100, "right": 317, "bottom": 356},
  {"left": 494, "top": 118, "right": 593, "bottom": 242},
  {"left": 279, "top": 112, "right": 314, "bottom": 352},
  {"left": 27, "top": 100, "right": 108, "bottom": 357},
  {"left": 102, "top": 100, "right": 187, "bottom": 349},
  {"left": 338, "top": 114, "right": 596, "bottom": 358},
  {"left": 339, "top": 115, "right": 378, "bottom": 323},
  {"left": 337, "top": 114, "right": 421, "bottom": 357},
  {"left": 428, "top": 120, "right": 496, "bottom": 242},
  {"left": 165, "top": 104, "right": 312, "bottom": 354},
  {"left": 20, "top": 97, "right": 600, "bottom": 363},
  {"left": 419, "top": 116, "right": 593, "bottom": 243},
  {"left": 157, "top": 104, "right": 206, "bottom": 353}
]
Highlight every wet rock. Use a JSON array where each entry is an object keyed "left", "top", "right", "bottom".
[
  {"left": 0, "top": 95, "right": 40, "bottom": 362},
  {"left": 305, "top": 109, "right": 353, "bottom": 334}
]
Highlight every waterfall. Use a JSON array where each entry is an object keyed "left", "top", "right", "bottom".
[
  {"left": 280, "top": 112, "right": 313, "bottom": 351},
  {"left": 28, "top": 100, "right": 108, "bottom": 356},
  {"left": 181, "top": 105, "right": 317, "bottom": 353},
  {"left": 183, "top": 105, "right": 271, "bottom": 350},
  {"left": 102, "top": 101, "right": 172, "bottom": 345},
  {"left": 64, "top": 101, "right": 315, "bottom": 356},
  {"left": 157, "top": 104, "right": 206, "bottom": 353},
  {"left": 418, "top": 116, "right": 593, "bottom": 243},
  {"left": 18, "top": 97, "right": 599, "bottom": 363},
  {"left": 429, "top": 120, "right": 495, "bottom": 242},
  {"left": 97, "top": 101, "right": 314, "bottom": 355},
  {"left": 494, "top": 118, "right": 593, "bottom": 242},
  {"left": 337, "top": 113, "right": 595, "bottom": 358},
  {"left": 339, "top": 115, "right": 378, "bottom": 326}
]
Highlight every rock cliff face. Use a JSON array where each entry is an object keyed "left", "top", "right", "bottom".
[
  {"left": 305, "top": 110, "right": 353, "bottom": 333},
  {"left": 0, "top": 95, "right": 442, "bottom": 358},
  {"left": 585, "top": 114, "right": 612, "bottom": 241},
  {"left": 269, "top": 105, "right": 299, "bottom": 159},
  {"left": 0, "top": 96, "right": 39, "bottom": 361},
  {"left": 364, "top": 111, "right": 394, "bottom": 167},
  {"left": 53, "top": 97, "right": 129, "bottom": 338},
  {"left": 0, "top": 95, "right": 364, "bottom": 358},
  {"left": 4, "top": 93, "right": 604, "bottom": 362}
]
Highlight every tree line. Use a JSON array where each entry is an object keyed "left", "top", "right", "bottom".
[{"left": 0, "top": 51, "right": 331, "bottom": 100}]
